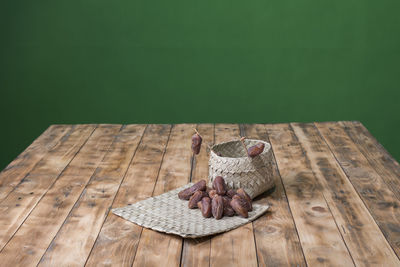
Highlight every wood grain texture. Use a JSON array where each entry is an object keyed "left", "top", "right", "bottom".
[
  {"left": 209, "top": 124, "right": 258, "bottom": 267},
  {"left": 316, "top": 121, "right": 400, "bottom": 258},
  {"left": 0, "top": 125, "right": 74, "bottom": 202},
  {"left": 342, "top": 121, "right": 400, "bottom": 200},
  {"left": 292, "top": 122, "right": 399, "bottom": 266},
  {"left": 38, "top": 125, "right": 146, "bottom": 266},
  {"left": 85, "top": 124, "right": 172, "bottom": 267},
  {"left": 242, "top": 124, "right": 306, "bottom": 267},
  {"left": 181, "top": 124, "right": 214, "bottom": 267},
  {"left": 0, "top": 122, "right": 399, "bottom": 266},
  {"left": 0, "top": 125, "right": 121, "bottom": 266},
  {"left": 265, "top": 123, "right": 354, "bottom": 266},
  {"left": 0, "top": 124, "right": 96, "bottom": 251},
  {"left": 132, "top": 124, "right": 195, "bottom": 267}
]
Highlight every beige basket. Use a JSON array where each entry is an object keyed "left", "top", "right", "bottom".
[{"left": 208, "top": 139, "right": 274, "bottom": 199}]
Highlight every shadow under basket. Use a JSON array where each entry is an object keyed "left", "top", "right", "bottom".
[{"left": 208, "top": 139, "right": 275, "bottom": 199}]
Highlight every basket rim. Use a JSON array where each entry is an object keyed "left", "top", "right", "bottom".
[{"left": 210, "top": 139, "right": 271, "bottom": 159}]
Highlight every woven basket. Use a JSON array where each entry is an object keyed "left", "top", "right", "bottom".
[{"left": 208, "top": 139, "right": 274, "bottom": 199}]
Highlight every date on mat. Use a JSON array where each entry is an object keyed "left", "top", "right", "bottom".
[{"left": 112, "top": 183, "right": 269, "bottom": 238}]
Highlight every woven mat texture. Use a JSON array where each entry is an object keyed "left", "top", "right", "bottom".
[{"left": 112, "top": 183, "right": 269, "bottom": 238}]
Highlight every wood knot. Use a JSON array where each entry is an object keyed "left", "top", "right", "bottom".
[
  {"left": 312, "top": 206, "right": 326, "bottom": 212},
  {"left": 265, "top": 226, "right": 276, "bottom": 233}
]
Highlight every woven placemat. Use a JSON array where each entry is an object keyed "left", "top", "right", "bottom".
[{"left": 112, "top": 183, "right": 269, "bottom": 238}]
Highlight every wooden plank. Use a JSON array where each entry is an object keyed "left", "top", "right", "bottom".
[
  {"left": 242, "top": 124, "right": 306, "bottom": 266},
  {"left": 209, "top": 124, "right": 258, "bottom": 267},
  {"left": 265, "top": 123, "right": 354, "bottom": 266},
  {"left": 131, "top": 124, "right": 195, "bottom": 267},
  {"left": 181, "top": 124, "right": 214, "bottom": 267},
  {"left": 315, "top": 121, "right": 400, "bottom": 258},
  {"left": 0, "top": 125, "right": 121, "bottom": 266},
  {"left": 342, "top": 121, "right": 400, "bottom": 200},
  {"left": 0, "top": 124, "right": 96, "bottom": 251},
  {"left": 37, "top": 125, "right": 146, "bottom": 266},
  {"left": 85, "top": 124, "right": 172, "bottom": 267},
  {"left": 0, "top": 125, "right": 74, "bottom": 202},
  {"left": 292, "top": 122, "right": 399, "bottom": 266}
]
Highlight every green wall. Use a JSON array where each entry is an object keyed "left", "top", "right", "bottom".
[{"left": 1, "top": 0, "right": 399, "bottom": 169}]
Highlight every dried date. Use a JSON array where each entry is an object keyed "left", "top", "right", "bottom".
[
  {"left": 212, "top": 176, "right": 227, "bottom": 195},
  {"left": 208, "top": 189, "right": 217, "bottom": 199},
  {"left": 189, "top": 191, "right": 207, "bottom": 209},
  {"left": 222, "top": 196, "right": 235, "bottom": 216},
  {"left": 212, "top": 195, "right": 224, "bottom": 219},
  {"left": 178, "top": 180, "right": 206, "bottom": 200},
  {"left": 231, "top": 195, "right": 249, "bottom": 218},
  {"left": 237, "top": 188, "right": 252, "bottom": 211},
  {"left": 191, "top": 131, "right": 202, "bottom": 155},
  {"left": 226, "top": 189, "right": 237, "bottom": 198},
  {"left": 197, "top": 197, "right": 212, "bottom": 218},
  {"left": 232, "top": 195, "right": 250, "bottom": 211},
  {"left": 247, "top": 143, "right": 265, "bottom": 158}
]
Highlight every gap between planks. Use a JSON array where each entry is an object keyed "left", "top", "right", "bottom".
[
  {"left": 314, "top": 122, "right": 400, "bottom": 260},
  {"left": 38, "top": 125, "right": 148, "bottom": 266},
  {"left": 0, "top": 125, "right": 98, "bottom": 253},
  {"left": 265, "top": 123, "right": 354, "bottom": 266},
  {"left": 130, "top": 124, "right": 196, "bottom": 267},
  {"left": 0, "top": 125, "right": 76, "bottom": 203},
  {"left": 341, "top": 121, "right": 400, "bottom": 202},
  {"left": 208, "top": 124, "right": 258, "bottom": 267},
  {"left": 125, "top": 125, "right": 173, "bottom": 265},
  {"left": 291, "top": 123, "right": 357, "bottom": 266},
  {"left": 247, "top": 124, "right": 307, "bottom": 266},
  {"left": 292, "top": 122, "right": 399, "bottom": 265},
  {"left": 0, "top": 125, "right": 123, "bottom": 266},
  {"left": 180, "top": 124, "right": 215, "bottom": 267},
  {"left": 84, "top": 124, "right": 173, "bottom": 266},
  {"left": 240, "top": 124, "right": 260, "bottom": 267}
]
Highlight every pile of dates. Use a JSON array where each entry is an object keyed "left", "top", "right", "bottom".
[{"left": 178, "top": 176, "right": 253, "bottom": 219}]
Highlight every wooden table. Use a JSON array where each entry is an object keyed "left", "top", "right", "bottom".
[{"left": 0, "top": 122, "right": 399, "bottom": 266}]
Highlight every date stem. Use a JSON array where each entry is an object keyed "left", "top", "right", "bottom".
[
  {"left": 240, "top": 136, "right": 251, "bottom": 158},
  {"left": 193, "top": 128, "right": 202, "bottom": 138}
]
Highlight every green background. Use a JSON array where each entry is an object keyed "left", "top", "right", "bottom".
[{"left": 1, "top": 0, "right": 399, "bottom": 170}]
